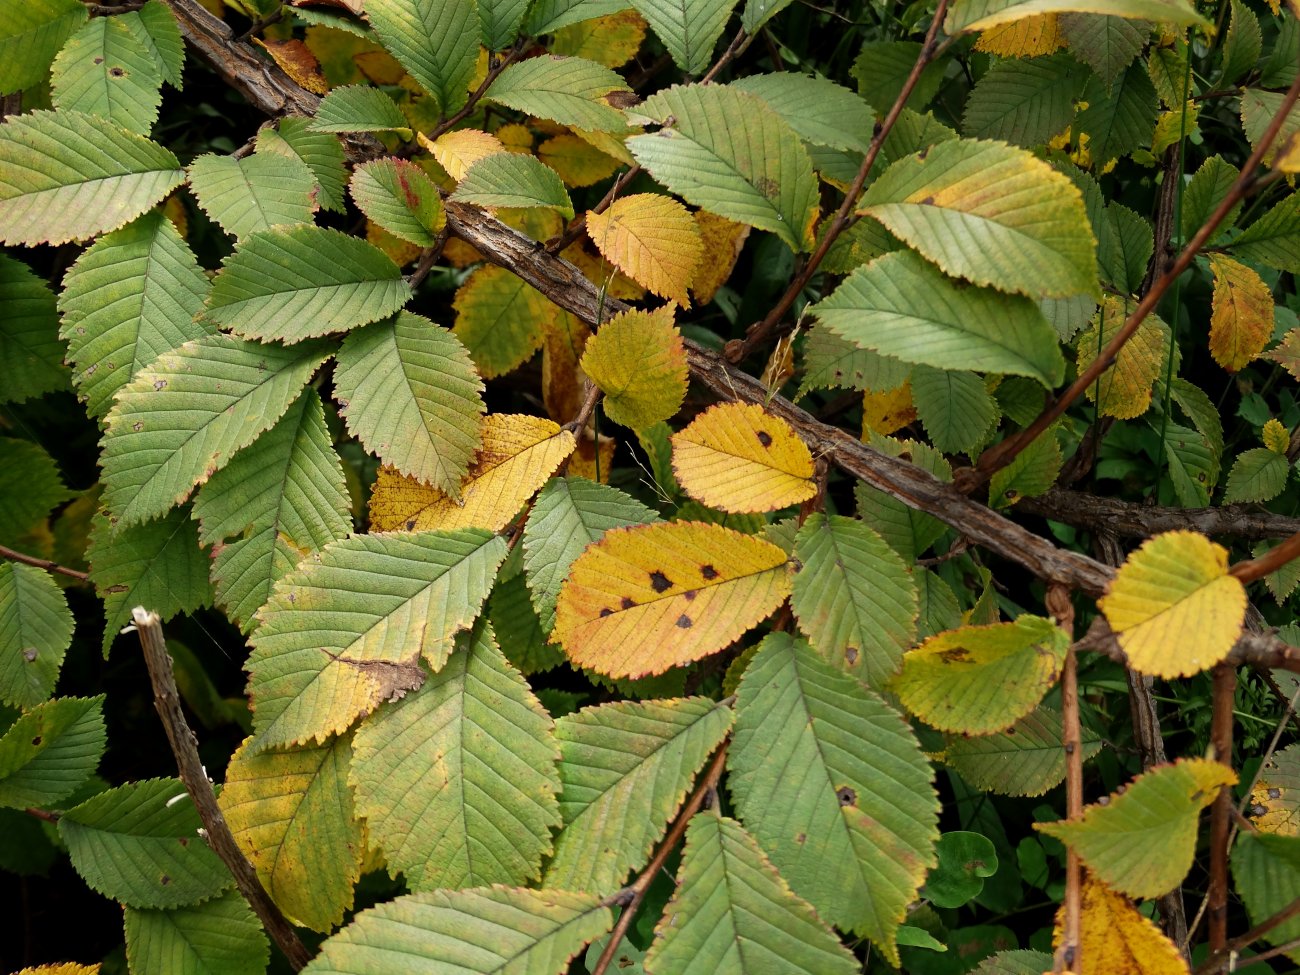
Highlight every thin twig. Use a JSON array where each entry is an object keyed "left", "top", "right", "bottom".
[
  {"left": 544, "top": 166, "right": 639, "bottom": 254},
  {"left": 1048, "top": 584, "right": 1081, "bottom": 974},
  {"left": 699, "top": 28, "right": 748, "bottom": 84},
  {"left": 423, "top": 40, "right": 527, "bottom": 143},
  {"left": 405, "top": 226, "right": 451, "bottom": 289},
  {"left": 234, "top": 4, "right": 284, "bottom": 43},
  {"left": 564, "top": 381, "right": 602, "bottom": 434},
  {"left": 1208, "top": 664, "right": 1237, "bottom": 952},
  {"left": 963, "top": 66, "right": 1300, "bottom": 492},
  {"left": 591, "top": 742, "right": 729, "bottom": 975},
  {"left": 24, "top": 807, "right": 59, "bottom": 823},
  {"left": 0, "top": 544, "right": 90, "bottom": 582},
  {"left": 1231, "top": 530, "right": 1300, "bottom": 582},
  {"left": 726, "top": 0, "right": 951, "bottom": 364},
  {"left": 132, "top": 607, "right": 312, "bottom": 971}
]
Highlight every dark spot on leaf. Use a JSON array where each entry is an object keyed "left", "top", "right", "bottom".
[
  {"left": 109, "top": 66, "right": 125, "bottom": 77},
  {"left": 178, "top": 837, "right": 189, "bottom": 847},
  {"left": 154, "top": 379, "right": 167, "bottom": 391},
  {"left": 700, "top": 564, "right": 719, "bottom": 580},
  {"left": 406, "top": 519, "right": 416, "bottom": 530},
  {"left": 93, "top": 57, "right": 104, "bottom": 65},
  {"left": 757, "top": 431, "right": 773, "bottom": 447},
  {"left": 600, "top": 608, "right": 614, "bottom": 617},
  {"left": 132, "top": 422, "right": 143, "bottom": 432},
  {"left": 1270, "top": 787, "right": 1283, "bottom": 799},
  {"left": 106, "top": 584, "right": 129, "bottom": 594},
  {"left": 683, "top": 589, "right": 697, "bottom": 601},
  {"left": 649, "top": 570, "right": 672, "bottom": 592},
  {"left": 1004, "top": 489, "right": 1018, "bottom": 500},
  {"left": 676, "top": 614, "right": 692, "bottom": 628},
  {"left": 1252, "top": 803, "right": 1268, "bottom": 817},
  {"left": 31, "top": 736, "right": 41, "bottom": 746},
  {"left": 23, "top": 648, "right": 37, "bottom": 662},
  {"left": 918, "top": 195, "right": 936, "bottom": 206},
  {"left": 796, "top": 832, "right": 807, "bottom": 844},
  {"left": 160, "top": 875, "right": 171, "bottom": 885},
  {"left": 939, "top": 646, "right": 971, "bottom": 663},
  {"left": 917, "top": 146, "right": 930, "bottom": 161},
  {"left": 844, "top": 646, "right": 859, "bottom": 665},
  {"left": 837, "top": 786, "right": 856, "bottom": 806},
  {"left": 621, "top": 596, "right": 636, "bottom": 609}
]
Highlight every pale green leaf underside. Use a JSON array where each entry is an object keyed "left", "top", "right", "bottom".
[
  {"left": 797, "top": 324, "right": 911, "bottom": 399},
  {"left": 50, "top": 15, "right": 163, "bottom": 135},
  {"left": 0, "top": 110, "right": 184, "bottom": 246},
  {"left": 126, "top": 1, "right": 186, "bottom": 90},
  {"left": 545, "top": 696, "right": 734, "bottom": 893},
  {"left": 258, "top": 117, "right": 349, "bottom": 212},
  {"left": 486, "top": 55, "right": 631, "bottom": 132},
  {"left": 631, "top": 0, "right": 740, "bottom": 74},
  {"left": 308, "top": 84, "right": 413, "bottom": 134},
  {"left": 0, "top": 695, "right": 104, "bottom": 809},
  {"left": 187, "top": 152, "right": 319, "bottom": 239},
  {"left": 204, "top": 226, "right": 410, "bottom": 342},
  {"left": 0, "top": 562, "right": 73, "bottom": 709},
  {"left": 246, "top": 529, "right": 507, "bottom": 750},
  {"left": 942, "top": 707, "right": 1103, "bottom": 797},
  {"left": 125, "top": 889, "right": 270, "bottom": 975},
  {"left": 629, "top": 84, "right": 819, "bottom": 252},
  {"left": 192, "top": 389, "right": 352, "bottom": 632},
  {"left": 732, "top": 72, "right": 875, "bottom": 153},
  {"left": 364, "top": 0, "right": 478, "bottom": 115},
  {"left": 814, "top": 249, "right": 1066, "bottom": 386},
  {"left": 729, "top": 634, "right": 938, "bottom": 964},
  {"left": 350, "top": 157, "right": 445, "bottom": 247},
  {"left": 350, "top": 621, "right": 562, "bottom": 890},
  {"left": 58, "top": 210, "right": 213, "bottom": 418},
  {"left": 0, "top": 0, "right": 88, "bottom": 95},
  {"left": 302, "top": 887, "right": 611, "bottom": 975},
  {"left": 334, "top": 312, "right": 485, "bottom": 496},
  {"left": 99, "top": 334, "right": 330, "bottom": 527},
  {"left": 450, "top": 153, "right": 575, "bottom": 218},
  {"left": 947, "top": 0, "right": 1205, "bottom": 33}
]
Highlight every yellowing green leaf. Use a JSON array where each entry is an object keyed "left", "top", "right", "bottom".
[
  {"left": 1208, "top": 253, "right": 1273, "bottom": 373},
  {"left": 948, "top": 0, "right": 1205, "bottom": 34},
  {"left": 1099, "top": 530, "right": 1246, "bottom": 678},
  {"left": 450, "top": 152, "right": 574, "bottom": 218},
  {"left": 586, "top": 193, "right": 703, "bottom": 306},
  {"left": 1246, "top": 743, "right": 1300, "bottom": 834},
  {"left": 671, "top": 402, "right": 816, "bottom": 513},
  {"left": 551, "top": 10, "right": 647, "bottom": 67},
  {"left": 892, "top": 616, "right": 1068, "bottom": 734},
  {"left": 368, "top": 414, "right": 575, "bottom": 533},
  {"left": 485, "top": 54, "right": 632, "bottom": 132},
  {"left": 453, "top": 264, "right": 558, "bottom": 378},
  {"left": 1076, "top": 296, "right": 1170, "bottom": 419},
  {"left": 1038, "top": 759, "right": 1236, "bottom": 898},
  {"left": 219, "top": 733, "right": 364, "bottom": 931},
  {"left": 579, "top": 308, "right": 687, "bottom": 430},
  {"left": 1264, "top": 418, "right": 1290, "bottom": 454},
  {"left": 973, "top": 13, "right": 1065, "bottom": 56},
  {"left": 349, "top": 157, "right": 445, "bottom": 247},
  {"left": 51, "top": 16, "right": 163, "bottom": 135},
  {"left": 419, "top": 128, "right": 507, "bottom": 181},
  {"left": 554, "top": 521, "right": 790, "bottom": 678}
]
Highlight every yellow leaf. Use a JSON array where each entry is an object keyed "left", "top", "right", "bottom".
[
  {"left": 1152, "top": 100, "right": 1200, "bottom": 156},
  {"left": 1208, "top": 254, "right": 1273, "bottom": 372},
  {"left": 1098, "top": 530, "right": 1246, "bottom": 677},
  {"left": 586, "top": 193, "right": 704, "bottom": 306},
  {"left": 1247, "top": 743, "right": 1300, "bottom": 834},
  {"left": 1264, "top": 418, "right": 1291, "bottom": 455},
  {"left": 370, "top": 414, "right": 576, "bottom": 533},
  {"left": 554, "top": 521, "right": 791, "bottom": 677},
  {"left": 495, "top": 122, "right": 534, "bottom": 154},
  {"left": 691, "top": 210, "right": 750, "bottom": 304},
  {"left": 538, "top": 133, "right": 621, "bottom": 187},
  {"left": 452, "top": 264, "right": 558, "bottom": 377},
  {"left": 541, "top": 311, "right": 592, "bottom": 423},
  {"left": 256, "top": 37, "right": 329, "bottom": 94},
  {"left": 561, "top": 241, "right": 646, "bottom": 299},
  {"left": 974, "top": 14, "right": 1065, "bottom": 56},
  {"left": 551, "top": 10, "right": 648, "bottom": 67},
  {"left": 862, "top": 380, "right": 917, "bottom": 436},
  {"left": 580, "top": 308, "right": 688, "bottom": 431},
  {"left": 304, "top": 24, "right": 401, "bottom": 88},
  {"left": 14, "top": 966, "right": 102, "bottom": 975},
  {"left": 1057, "top": 874, "right": 1191, "bottom": 975},
  {"left": 1273, "top": 131, "right": 1300, "bottom": 171},
  {"left": 420, "top": 128, "right": 508, "bottom": 181},
  {"left": 672, "top": 402, "right": 816, "bottom": 513},
  {"left": 1076, "top": 296, "right": 1170, "bottom": 419}
]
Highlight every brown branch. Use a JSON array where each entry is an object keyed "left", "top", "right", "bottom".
[
  {"left": 1208, "top": 664, "right": 1237, "bottom": 952},
  {"left": 1231, "top": 529, "right": 1300, "bottom": 582},
  {"left": 132, "top": 608, "right": 312, "bottom": 971},
  {"left": 727, "top": 0, "right": 951, "bottom": 365},
  {"left": 963, "top": 66, "right": 1300, "bottom": 493},
  {"left": 564, "top": 381, "right": 601, "bottom": 433},
  {"left": 0, "top": 543, "right": 90, "bottom": 582},
  {"left": 24, "top": 807, "right": 59, "bottom": 822},
  {"left": 1075, "top": 615, "right": 1300, "bottom": 673},
  {"left": 591, "top": 742, "right": 729, "bottom": 975},
  {"left": 405, "top": 226, "right": 450, "bottom": 289},
  {"left": 1048, "top": 584, "right": 1081, "bottom": 974},
  {"left": 699, "top": 28, "right": 748, "bottom": 84},
  {"left": 1020, "top": 488, "right": 1300, "bottom": 542},
  {"left": 1196, "top": 893, "right": 1300, "bottom": 974}
]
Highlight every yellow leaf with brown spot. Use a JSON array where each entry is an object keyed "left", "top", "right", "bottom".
[
  {"left": 862, "top": 380, "right": 916, "bottom": 436},
  {"left": 538, "top": 133, "right": 621, "bottom": 187},
  {"left": 1099, "top": 530, "right": 1246, "bottom": 678},
  {"left": 974, "top": 14, "right": 1065, "bottom": 56},
  {"left": 369, "top": 414, "right": 576, "bottom": 533},
  {"left": 581, "top": 308, "right": 687, "bottom": 431},
  {"left": 1055, "top": 874, "right": 1190, "bottom": 975},
  {"left": 551, "top": 10, "right": 648, "bottom": 67},
  {"left": 1246, "top": 742, "right": 1300, "bottom": 834},
  {"left": 420, "top": 128, "right": 508, "bottom": 180},
  {"left": 1208, "top": 254, "right": 1274, "bottom": 372},
  {"left": 256, "top": 37, "right": 329, "bottom": 94},
  {"left": 554, "top": 521, "right": 791, "bottom": 677},
  {"left": 1076, "top": 296, "right": 1170, "bottom": 419},
  {"left": 672, "top": 402, "right": 816, "bottom": 513},
  {"left": 586, "top": 194, "right": 703, "bottom": 306},
  {"left": 691, "top": 210, "right": 750, "bottom": 304}
]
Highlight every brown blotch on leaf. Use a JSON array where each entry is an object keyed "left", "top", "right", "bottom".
[
  {"left": 700, "top": 564, "right": 719, "bottom": 580},
  {"left": 837, "top": 786, "right": 857, "bottom": 807},
  {"left": 939, "top": 646, "right": 971, "bottom": 663},
  {"left": 676, "top": 614, "right": 693, "bottom": 628},
  {"left": 405, "top": 519, "right": 416, "bottom": 530},
  {"left": 795, "top": 832, "right": 807, "bottom": 844},
  {"left": 620, "top": 596, "right": 636, "bottom": 609},
  {"left": 178, "top": 837, "right": 189, "bottom": 847},
  {"left": 918, "top": 195, "right": 936, "bottom": 206},
  {"left": 599, "top": 608, "right": 614, "bottom": 617},
  {"left": 649, "top": 570, "right": 672, "bottom": 592},
  {"left": 109, "top": 66, "right": 125, "bottom": 77},
  {"left": 93, "top": 56, "right": 104, "bottom": 65},
  {"left": 756, "top": 431, "right": 773, "bottom": 447},
  {"left": 1269, "top": 787, "right": 1283, "bottom": 799},
  {"left": 683, "top": 589, "right": 697, "bottom": 601},
  {"left": 31, "top": 736, "right": 42, "bottom": 746},
  {"left": 844, "top": 646, "right": 859, "bottom": 665},
  {"left": 160, "top": 875, "right": 171, "bottom": 886},
  {"left": 22, "top": 648, "right": 37, "bottom": 662}
]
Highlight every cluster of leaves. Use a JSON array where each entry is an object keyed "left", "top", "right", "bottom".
[{"left": 6, "top": 0, "right": 1300, "bottom": 973}]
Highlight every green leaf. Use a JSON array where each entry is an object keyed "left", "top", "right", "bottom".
[
  {"left": 545, "top": 696, "right": 733, "bottom": 892},
  {"left": 50, "top": 15, "right": 163, "bottom": 135},
  {"left": 1232, "top": 832, "right": 1300, "bottom": 964},
  {"left": 1231, "top": 194, "right": 1300, "bottom": 273},
  {"left": 741, "top": 0, "right": 794, "bottom": 32},
  {"left": 862, "top": 139, "right": 1097, "bottom": 298},
  {"left": 478, "top": 0, "right": 529, "bottom": 49},
  {"left": 204, "top": 227, "right": 409, "bottom": 342},
  {"left": 527, "top": 0, "right": 630, "bottom": 33},
  {"left": 988, "top": 427, "right": 1062, "bottom": 508},
  {"left": 1074, "top": 62, "right": 1158, "bottom": 166},
  {"left": 0, "top": 438, "right": 72, "bottom": 546},
  {"left": 1181, "top": 156, "right": 1240, "bottom": 244},
  {"left": 489, "top": 571, "right": 564, "bottom": 674},
  {"left": 125, "top": 889, "right": 271, "bottom": 975},
  {"left": 125, "top": 2, "right": 186, "bottom": 90},
  {"left": 1223, "top": 447, "right": 1291, "bottom": 503},
  {"left": 629, "top": 84, "right": 820, "bottom": 252},
  {"left": 87, "top": 507, "right": 211, "bottom": 655},
  {"left": 852, "top": 42, "right": 945, "bottom": 116},
  {"left": 729, "top": 633, "right": 939, "bottom": 965},
  {"left": 791, "top": 514, "right": 918, "bottom": 690},
  {"left": 59, "top": 777, "right": 232, "bottom": 909},
  {"left": 973, "top": 951, "right": 1056, "bottom": 975},
  {"left": 0, "top": 696, "right": 104, "bottom": 808},
  {"left": 1255, "top": 539, "right": 1300, "bottom": 606},
  {"left": 219, "top": 733, "right": 364, "bottom": 931},
  {"left": 797, "top": 323, "right": 911, "bottom": 398},
  {"left": 350, "top": 157, "right": 445, "bottom": 246},
  {"left": 0, "top": 563, "right": 73, "bottom": 709},
  {"left": 814, "top": 250, "right": 1066, "bottom": 386},
  {"left": 926, "top": 831, "right": 998, "bottom": 909},
  {"left": 0, "top": 110, "right": 184, "bottom": 246},
  {"left": 257, "top": 117, "right": 348, "bottom": 212},
  {"left": 947, "top": 0, "right": 1204, "bottom": 34},
  {"left": 941, "top": 707, "right": 1103, "bottom": 797},
  {"left": 335, "top": 312, "right": 484, "bottom": 496},
  {"left": 630, "top": 0, "right": 740, "bottom": 74},
  {"left": 962, "top": 53, "right": 1084, "bottom": 149},
  {"left": 0, "top": 253, "right": 68, "bottom": 404},
  {"left": 1221, "top": 0, "right": 1262, "bottom": 85},
  {"left": 99, "top": 335, "right": 330, "bottom": 526},
  {"left": 58, "top": 211, "right": 212, "bottom": 419},
  {"left": 350, "top": 619, "right": 561, "bottom": 889},
  {"left": 0, "top": 0, "right": 87, "bottom": 95},
  {"left": 486, "top": 55, "right": 631, "bottom": 132},
  {"left": 645, "top": 814, "right": 859, "bottom": 975},
  {"left": 1098, "top": 202, "right": 1153, "bottom": 295},
  {"left": 1261, "top": 14, "right": 1300, "bottom": 88},
  {"left": 308, "top": 84, "right": 413, "bottom": 135},
  {"left": 450, "top": 153, "right": 574, "bottom": 218},
  {"left": 364, "top": 0, "right": 478, "bottom": 115},
  {"left": 1059, "top": 14, "right": 1149, "bottom": 90},
  {"left": 246, "top": 529, "right": 507, "bottom": 749},
  {"left": 187, "top": 152, "right": 318, "bottom": 239},
  {"left": 911, "top": 366, "right": 998, "bottom": 455},
  {"left": 853, "top": 436, "right": 952, "bottom": 562},
  {"left": 192, "top": 389, "right": 352, "bottom": 632},
  {"left": 301, "top": 887, "right": 612, "bottom": 975},
  {"left": 522, "top": 476, "right": 658, "bottom": 632},
  {"left": 732, "top": 72, "right": 875, "bottom": 154}
]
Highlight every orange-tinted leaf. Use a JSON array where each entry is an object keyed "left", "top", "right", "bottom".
[
  {"left": 541, "top": 311, "right": 591, "bottom": 423},
  {"left": 1208, "top": 254, "right": 1273, "bottom": 372},
  {"left": 256, "top": 38, "right": 329, "bottom": 94},
  {"left": 420, "top": 128, "right": 508, "bottom": 180},
  {"left": 554, "top": 521, "right": 791, "bottom": 677},
  {"left": 586, "top": 194, "right": 703, "bottom": 306},
  {"left": 672, "top": 402, "right": 816, "bottom": 513},
  {"left": 551, "top": 10, "right": 647, "bottom": 67},
  {"left": 369, "top": 414, "right": 576, "bottom": 533},
  {"left": 862, "top": 381, "right": 916, "bottom": 436}
]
